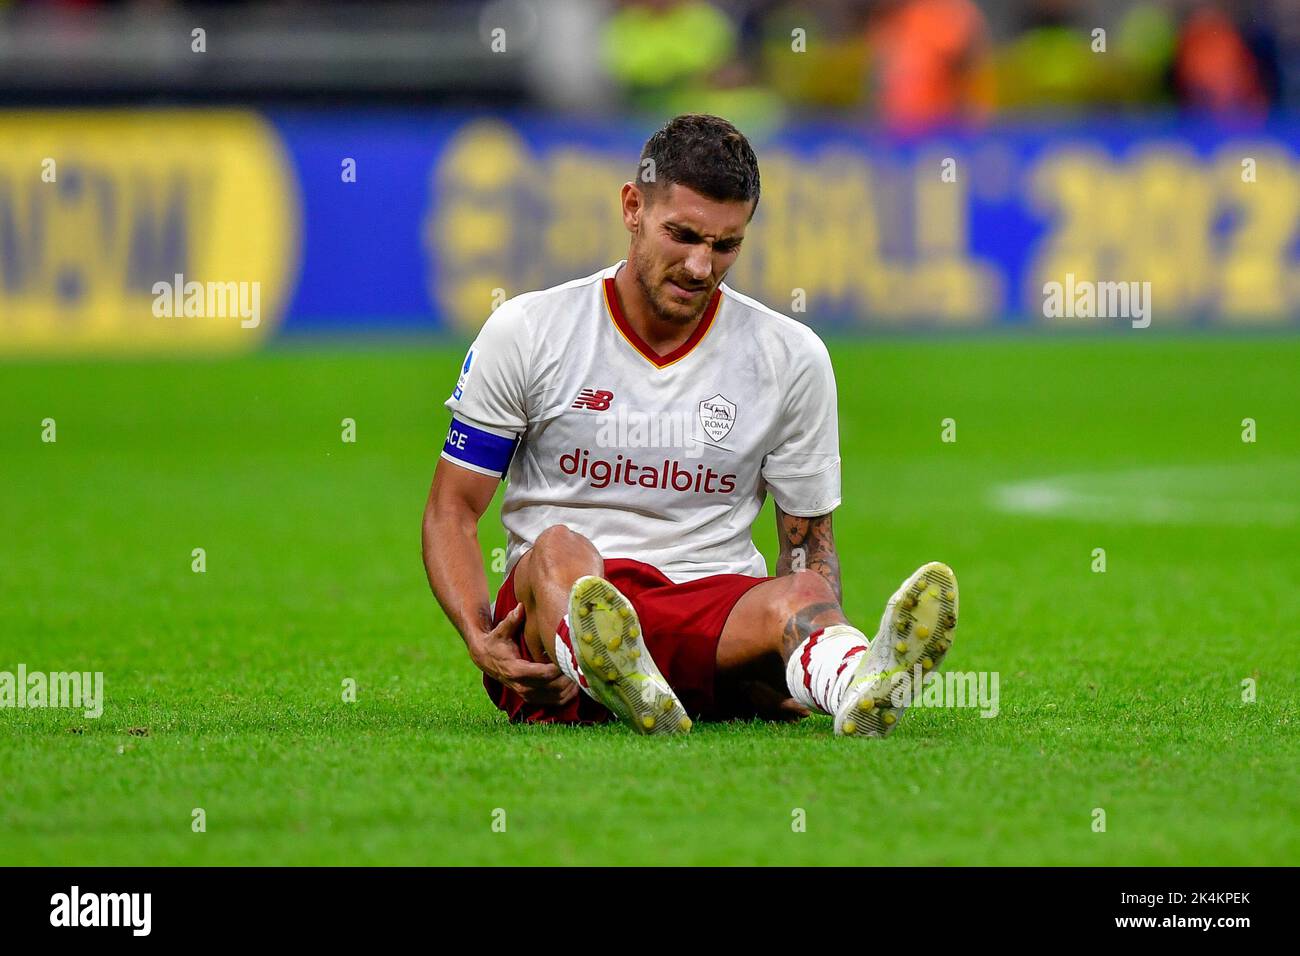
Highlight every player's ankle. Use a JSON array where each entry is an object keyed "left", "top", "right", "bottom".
[{"left": 784, "top": 624, "right": 870, "bottom": 715}]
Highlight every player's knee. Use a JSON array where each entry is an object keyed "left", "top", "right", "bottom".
[
  {"left": 773, "top": 570, "right": 840, "bottom": 622},
  {"left": 531, "top": 524, "right": 600, "bottom": 572},
  {"left": 534, "top": 523, "right": 583, "bottom": 553}
]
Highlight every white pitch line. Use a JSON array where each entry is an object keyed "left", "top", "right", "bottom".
[{"left": 990, "top": 464, "right": 1300, "bottom": 527}]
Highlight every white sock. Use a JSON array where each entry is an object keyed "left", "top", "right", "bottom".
[
  {"left": 552, "top": 615, "right": 598, "bottom": 700},
  {"left": 785, "top": 624, "right": 870, "bottom": 715}
]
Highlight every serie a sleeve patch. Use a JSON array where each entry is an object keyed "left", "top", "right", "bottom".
[{"left": 441, "top": 416, "right": 520, "bottom": 478}]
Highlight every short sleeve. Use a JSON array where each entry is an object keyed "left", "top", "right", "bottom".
[
  {"left": 444, "top": 300, "right": 530, "bottom": 432},
  {"left": 760, "top": 331, "right": 841, "bottom": 516},
  {"left": 441, "top": 301, "right": 530, "bottom": 478}
]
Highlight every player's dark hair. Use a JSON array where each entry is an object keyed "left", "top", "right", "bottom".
[{"left": 637, "top": 114, "right": 760, "bottom": 214}]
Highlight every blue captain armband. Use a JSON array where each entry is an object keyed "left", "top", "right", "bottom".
[{"left": 441, "top": 416, "right": 521, "bottom": 479}]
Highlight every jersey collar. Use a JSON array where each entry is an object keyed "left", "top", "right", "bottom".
[{"left": 602, "top": 274, "right": 722, "bottom": 370}]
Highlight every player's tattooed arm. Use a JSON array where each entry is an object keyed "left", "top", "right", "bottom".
[{"left": 774, "top": 505, "right": 842, "bottom": 603}]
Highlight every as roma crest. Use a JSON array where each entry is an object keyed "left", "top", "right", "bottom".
[{"left": 699, "top": 393, "right": 736, "bottom": 443}]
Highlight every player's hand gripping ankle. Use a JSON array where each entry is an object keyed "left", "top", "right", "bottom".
[{"left": 470, "top": 605, "right": 579, "bottom": 707}]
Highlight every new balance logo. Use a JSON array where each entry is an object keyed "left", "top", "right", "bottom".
[{"left": 572, "top": 388, "right": 614, "bottom": 411}]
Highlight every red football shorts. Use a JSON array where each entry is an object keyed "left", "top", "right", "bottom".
[{"left": 484, "top": 558, "right": 770, "bottom": 724}]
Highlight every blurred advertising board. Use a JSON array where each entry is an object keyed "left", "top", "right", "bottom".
[
  {"left": 3, "top": 109, "right": 1298, "bottom": 354},
  {"left": 0, "top": 111, "right": 299, "bottom": 354}
]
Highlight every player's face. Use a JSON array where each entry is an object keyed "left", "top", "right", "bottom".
[{"left": 623, "top": 182, "right": 753, "bottom": 325}]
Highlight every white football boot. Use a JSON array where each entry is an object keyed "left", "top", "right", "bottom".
[
  {"left": 834, "top": 562, "right": 959, "bottom": 738},
  {"left": 567, "top": 575, "right": 692, "bottom": 735}
]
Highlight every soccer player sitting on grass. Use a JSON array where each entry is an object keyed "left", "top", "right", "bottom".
[{"left": 422, "top": 114, "right": 958, "bottom": 736}]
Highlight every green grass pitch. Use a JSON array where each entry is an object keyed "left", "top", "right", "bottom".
[{"left": 2, "top": 335, "right": 1297, "bottom": 866}]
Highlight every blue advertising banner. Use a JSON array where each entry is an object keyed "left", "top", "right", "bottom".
[
  {"left": 278, "top": 111, "right": 1300, "bottom": 334},
  {"left": 3, "top": 108, "right": 1298, "bottom": 354}
]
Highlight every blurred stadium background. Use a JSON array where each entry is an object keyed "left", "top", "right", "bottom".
[
  {"left": 3, "top": 0, "right": 1300, "bottom": 347},
  {"left": 3, "top": 2, "right": 1299, "bottom": 866}
]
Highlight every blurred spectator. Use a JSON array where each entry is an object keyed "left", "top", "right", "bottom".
[
  {"left": 600, "top": 0, "right": 784, "bottom": 128},
  {"left": 993, "top": 0, "right": 1105, "bottom": 113},
  {"left": 866, "top": 0, "right": 992, "bottom": 134},
  {"left": 757, "top": 1, "right": 872, "bottom": 111},
  {"left": 1173, "top": 3, "right": 1269, "bottom": 118},
  {"left": 1110, "top": 2, "right": 1178, "bottom": 108},
  {"left": 602, "top": 0, "right": 737, "bottom": 100}
]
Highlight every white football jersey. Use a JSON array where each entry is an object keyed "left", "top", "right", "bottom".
[{"left": 442, "top": 261, "right": 840, "bottom": 583}]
